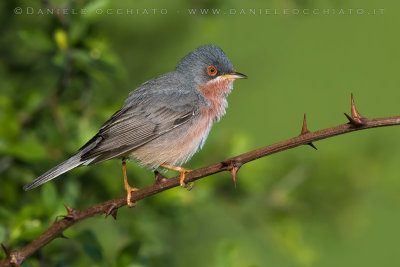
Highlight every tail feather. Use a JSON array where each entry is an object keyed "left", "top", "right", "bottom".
[
  {"left": 23, "top": 137, "right": 102, "bottom": 191},
  {"left": 23, "top": 154, "right": 83, "bottom": 191}
]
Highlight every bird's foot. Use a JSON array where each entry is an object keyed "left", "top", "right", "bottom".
[
  {"left": 122, "top": 159, "right": 139, "bottom": 207},
  {"left": 179, "top": 168, "right": 193, "bottom": 190},
  {"left": 125, "top": 185, "right": 139, "bottom": 207},
  {"left": 160, "top": 164, "right": 193, "bottom": 189}
]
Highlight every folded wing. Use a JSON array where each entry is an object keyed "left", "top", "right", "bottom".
[{"left": 80, "top": 89, "right": 204, "bottom": 165}]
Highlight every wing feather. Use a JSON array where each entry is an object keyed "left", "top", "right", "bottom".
[{"left": 79, "top": 89, "right": 206, "bottom": 165}]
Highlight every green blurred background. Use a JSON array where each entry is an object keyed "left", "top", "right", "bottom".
[{"left": 1, "top": 0, "right": 400, "bottom": 266}]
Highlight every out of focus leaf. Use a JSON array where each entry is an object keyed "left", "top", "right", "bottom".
[
  {"left": 72, "top": 49, "right": 92, "bottom": 67},
  {"left": 77, "top": 230, "right": 103, "bottom": 262},
  {"left": 52, "top": 51, "right": 66, "bottom": 67},
  {"left": 41, "top": 182, "right": 58, "bottom": 210},
  {"left": 0, "top": 95, "right": 20, "bottom": 139},
  {"left": 84, "top": 0, "right": 110, "bottom": 20},
  {"left": 6, "top": 134, "right": 47, "bottom": 161},
  {"left": 69, "top": 20, "right": 89, "bottom": 45},
  {"left": 215, "top": 241, "right": 236, "bottom": 267},
  {"left": 0, "top": 225, "right": 7, "bottom": 242},
  {"left": 116, "top": 241, "right": 141, "bottom": 267},
  {"left": 18, "top": 30, "right": 54, "bottom": 52}
]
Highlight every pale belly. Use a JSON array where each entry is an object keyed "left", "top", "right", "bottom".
[{"left": 129, "top": 115, "right": 213, "bottom": 168}]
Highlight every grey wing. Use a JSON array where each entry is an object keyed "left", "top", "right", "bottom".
[{"left": 80, "top": 90, "right": 205, "bottom": 165}]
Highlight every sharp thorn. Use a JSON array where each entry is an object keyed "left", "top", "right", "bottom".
[
  {"left": 344, "top": 112, "right": 353, "bottom": 122},
  {"left": 344, "top": 112, "right": 365, "bottom": 127},
  {"left": 64, "top": 204, "right": 73, "bottom": 213},
  {"left": 221, "top": 159, "right": 242, "bottom": 187},
  {"left": 351, "top": 93, "right": 362, "bottom": 119},
  {"left": 105, "top": 204, "right": 118, "bottom": 220},
  {"left": 59, "top": 232, "right": 68, "bottom": 239},
  {"left": 230, "top": 162, "right": 242, "bottom": 188},
  {"left": 231, "top": 168, "right": 237, "bottom": 188},
  {"left": 111, "top": 210, "right": 118, "bottom": 220},
  {"left": 301, "top": 113, "right": 309, "bottom": 135},
  {"left": 345, "top": 94, "right": 367, "bottom": 126},
  {"left": 63, "top": 204, "right": 77, "bottom": 220},
  {"left": 308, "top": 142, "right": 318, "bottom": 150},
  {"left": 300, "top": 114, "right": 316, "bottom": 149}
]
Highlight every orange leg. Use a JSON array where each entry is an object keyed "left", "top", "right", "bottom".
[
  {"left": 122, "top": 160, "right": 139, "bottom": 207},
  {"left": 161, "top": 164, "right": 193, "bottom": 188}
]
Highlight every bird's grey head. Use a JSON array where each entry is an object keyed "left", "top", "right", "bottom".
[{"left": 175, "top": 45, "right": 247, "bottom": 86}]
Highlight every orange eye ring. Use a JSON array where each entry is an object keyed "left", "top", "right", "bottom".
[{"left": 207, "top": 66, "right": 218, "bottom": 76}]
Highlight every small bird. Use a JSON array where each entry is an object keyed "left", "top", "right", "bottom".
[{"left": 23, "top": 45, "right": 247, "bottom": 206}]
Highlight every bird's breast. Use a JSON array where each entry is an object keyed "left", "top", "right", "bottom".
[{"left": 198, "top": 77, "right": 234, "bottom": 122}]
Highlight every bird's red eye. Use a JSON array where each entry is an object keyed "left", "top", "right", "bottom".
[{"left": 207, "top": 66, "right": 218, "bottom": 76}]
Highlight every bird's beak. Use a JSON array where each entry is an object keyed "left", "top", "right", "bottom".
[{"left": 221, "top": 72, "right": 248, "bottom": 80}]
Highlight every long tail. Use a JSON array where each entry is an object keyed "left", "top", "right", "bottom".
[
  {"left": 23, "top": 137, "right": 102, "bottom": 191},
  {"left": 23, "top": 154, "right": 83, "bottom": 191}
]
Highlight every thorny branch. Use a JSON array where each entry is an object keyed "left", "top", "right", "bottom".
[{"left": 2, "top": 94, "right": 400, "bottom": 266}]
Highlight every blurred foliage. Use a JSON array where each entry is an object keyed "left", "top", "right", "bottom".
[{"left": 1, "top": 0, "right": 400, "bottom": 266}]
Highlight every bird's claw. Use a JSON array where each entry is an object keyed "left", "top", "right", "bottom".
[
  {"left": 125, "top": 186, "right": 139, "bottom": 207},
  {"left": 160, "top": 164, "right": 193, "bottom": 189},
  {"left": 186, "top": 181, "right": 195, "bottom": 191},
  {"left": 178, "top": 168, "right": 192, "bottom": 188}
]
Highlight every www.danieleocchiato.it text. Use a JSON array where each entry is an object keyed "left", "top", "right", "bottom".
[{"left": 14, "top": 7, "right": 385, "bottom": 16}]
